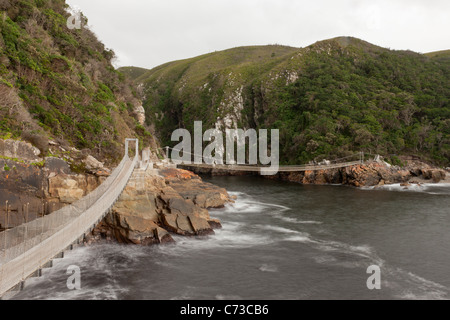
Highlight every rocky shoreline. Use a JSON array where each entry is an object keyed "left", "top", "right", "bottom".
[
  {"left": 1, "top": 138, "right": 448, "bottom": 246},
  {"left": 273, "top": 162, "right": 449, "bottom": 188},
  {"left": 180, "top": 160, "right": 449, "bottom": 188}
]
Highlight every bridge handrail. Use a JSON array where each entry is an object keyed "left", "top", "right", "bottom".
[
  {"left": 0, "top": 154, "right": 130, "bottom": 262},
  {"left": 179, "top": 160, "right": 362, "bottom": 172}
]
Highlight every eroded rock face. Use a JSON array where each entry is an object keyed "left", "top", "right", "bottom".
[
  {"left": 343, "top": 164, "right": 383, "bottom": 187},
  {"left": 48, "top": 174, "right": 101, "bottom": 203},
  {"left": 92, "top": 168, "right": 230, "bottom": 245},
  {"left": 133, "top": 105, "right": 146, "bottom": 126},
  {"left": 161, "top": 168, "right": 231, "bottom": 209},
  {"left": 0, "top": 156, "right": 102, "bottom": 229},
  {"left": 268, "top": 162, "right": 448, "bottom": 187},
  {"left": 0, "top": 139, "right": 41, "bottom": 162}
]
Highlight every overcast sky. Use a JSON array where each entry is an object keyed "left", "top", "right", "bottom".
[{"left": 66, "top": 0, "right": 450, "bottom": 69}]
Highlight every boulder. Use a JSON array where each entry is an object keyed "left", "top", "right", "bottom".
[
  {"left": 0, "top": 139, "right": 41, "bottom": 162},
  {"left": 208, "top": 218, "right": 223, "bottom": 229},
  {"left": 96, "top": 167, "right": 222, "bottom": 245},
  {"left": 302, "top": 170, "right": 316, "bottom": 184},
  {"left": 45, "top": 157, "right": 71, "bottom": 174},
  {"left": 189, "top": 215, "right": 215, "bottom": 236},
  {"left": 83, "top": 155, "right": 104, "bottom": 170},
  {"left": 431, "top": 170, "right": 446, "bottom": 183},
  {"left": 176, "top": 215, "right": 195, "bottom": 235},
  {"left": 48, "top": 173, "right": 101, "bottom": 204},
  {"left": 48, "top": 174, "right": 85, "bottom": 203},
  {"left": 422, "top": 169, "right": 446, "bottom": 183},
  {"left": 343, "top": 164, "right": 381, "bottom": 187},
  {"left": 160, "top": 168, "right": 231, "bottom": 209}
]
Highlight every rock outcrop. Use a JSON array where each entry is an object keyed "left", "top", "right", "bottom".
[
  {"left": 0, "top": 139, "right": 42, "bottom": 163},
  {"left": 89, "top": 168, "right": 231, "bottom": 245},
  {"left": 182, "top": 161, "right": 448, "bottom": 187},
  {"left": 277, "top": 162, "right": 448, "bottom": 187},
  {"left": 0, "top": 156, "right": 102, "bottom": 229},
  {"left": 132, "top": 105, "right": 146, "bottom": 126}
]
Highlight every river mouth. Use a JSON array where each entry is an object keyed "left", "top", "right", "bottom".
[{"left": 13, "top": 176, "right": 450, "bottom": 300}]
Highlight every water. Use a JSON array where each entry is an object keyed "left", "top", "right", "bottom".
[{"left": 13, "top": 177, "right": 450, "bottom": 300}]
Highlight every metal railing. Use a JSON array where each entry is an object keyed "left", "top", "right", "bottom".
[{"left": 0, "top": 140, "right": 139, "bottom": 297}]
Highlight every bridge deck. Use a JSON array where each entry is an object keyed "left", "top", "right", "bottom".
[
  {"left": 0, "top": 151, "right": 138, "bottom": 297},
  {"left": 179, "top": 161, "right": 362, "bottom": 173}
]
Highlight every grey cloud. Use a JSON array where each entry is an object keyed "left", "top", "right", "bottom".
[{"left": 67, "top": 0, "right": 450, "bottom": 69}]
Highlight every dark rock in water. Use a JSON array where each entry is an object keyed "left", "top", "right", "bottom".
[
  {"left": 410, "top": 168, "right": 422, "bottom": 177},
  {"left": 176, "top": 215, "right": 195, "bottom": 235},
  {"left": 421, "top": 169, "right": 446, "bottom": 183},
  {"left": 208, "top": 219, "right": 223, "bottom": 229},
  {"left": 189, "top": 215, "right": 215, "bottom": 236}
]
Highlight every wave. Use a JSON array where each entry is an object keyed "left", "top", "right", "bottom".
[
  {"left": 216, "top": 294, "right": 243, "bottom": 300},
  {"left": 256, "top": 224, "right": 304, "bottom": 234},
  {"left": 258, "top": 264, "right": 278, "bottom": 273},
  {"left": 389, "top": 268, "right": 449, "bottom": 300},
  {"left": 13, "top": 244, "right": 137, "bottom": 300},
  {"left": 212, "top": 191, "right": 450, "bottom": 300},
  {"left": 156, "top": 222, "right": 275, "bottom": 256},
  {"left": 276, "top": 216, "right": 322, "bottom": 225},
  {"left": 362, "top": 183, "right": 450, "bottom": 195},
  {"left": 302, "top": 237, "right": 449, "bottom": 299}
]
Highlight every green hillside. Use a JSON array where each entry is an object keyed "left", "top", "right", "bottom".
[
  {"left": 136, "top": 37, "right": 450, "bottom": 165},
  {"left": 118, "top": 66, "right": 149, "bottom": 81},
  {"left": 425, "top": 50, "right": 450, "bottom": 59},
  {"left": 0, "top": 0, "right": 155, "bottom": 163}
]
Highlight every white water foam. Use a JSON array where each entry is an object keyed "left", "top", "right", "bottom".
[
  {"left": 256, "top": 225, "right": 304, "bottom": 234},
  {"left": 156, "top": 222, "right": 274, "bottom": 257},
  {"left": 388, "top": 268, "right": 449, "bottom": 300},
  {"left": 15, "top": 243, "right": 141, "bottom": 300},
  {"left": 258, "top": 264, "right": 278, "bottom": 273},
  {"left": 185, "top": 191, "right": 450, "bottom": 300},
  {"left": 363, "top": 183, "right": 450, "bottom": 195},
  {"left": 276, "top": 216, "right": 323, "bottom": 225},
  {"left": 216, "top": 294, "right": 243, "bottom": 300},
  {"left": 19, "top": 187, "right": 448, "bottom": 300}
]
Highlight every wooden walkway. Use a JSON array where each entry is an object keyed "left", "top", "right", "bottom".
[{"left": 179, "top": 161, "right": 362, "bottom": 173}]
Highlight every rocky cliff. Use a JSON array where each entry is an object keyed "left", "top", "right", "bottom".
[
  {"left": 88, "top": 168, "right": 230, "bottom": 245},
  {"left": 0, "top": 0, "right": 160, "bottom": 164}
]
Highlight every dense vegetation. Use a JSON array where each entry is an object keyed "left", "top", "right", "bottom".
[
  {"left": 133, "top": 37, "right": 449, "bottom": 166},
  {"left": 0, "top": 0, "right": 155, "bottom": 163}
]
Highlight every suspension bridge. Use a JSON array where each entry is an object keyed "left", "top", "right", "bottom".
[
  {"left": 0, "top": 139, "right": 141, "bottom": 298},
  {"left": 163, "top": 146, "right": 366, "bottom": 174},
  {"left": 0, "top": 141, "right": 368, "bottom": 298}
]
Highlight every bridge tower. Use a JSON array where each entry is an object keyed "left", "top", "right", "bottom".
[{"left": 124, "top": 138, "right": 139, "bottom": 159}]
